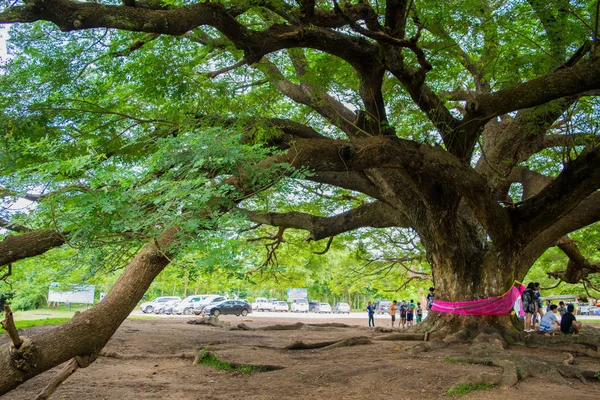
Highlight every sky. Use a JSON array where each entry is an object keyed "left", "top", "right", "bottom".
[{"left": 0, "top": 25, "right": 8, "bottom": 61}]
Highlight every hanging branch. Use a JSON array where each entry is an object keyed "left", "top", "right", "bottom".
[
  {"left": 1, "top": 305, "right": 23, "bottom": 349},
  {"left": 0, "top": 264, "right": 12, "bottom": 282},
  {"left": 541, "top": 280, "right": 562, "bottom": 291},
  {"left": 312, "top": 236, "right": 334, "bottom": 255}
]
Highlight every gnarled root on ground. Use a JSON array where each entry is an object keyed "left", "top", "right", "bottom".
[
  {"left": 446, "top": 333, "right": 600, "bottom": 391},
  {"left": 284, "top": 336, "right": 372, "bottom": 350}
]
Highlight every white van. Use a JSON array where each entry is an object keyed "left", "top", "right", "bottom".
[
  {"left": 291, "top": 298, "right": 309, "bottom": 313},
  {"left": 252, "top": 297, "right": 274, "bottom": 311}
]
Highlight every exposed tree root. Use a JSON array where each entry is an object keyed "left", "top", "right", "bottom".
[
  {"left": 284, "top": 340, "right": 340, "bottom": 350},
  {"left": 320, "top": 336, "right": 371, "bottom": 350},
  {"left": 375, "top": 333, "right": 426, "bottom": 341},
  {"left": 187, "top": 317, "right": 230, "bottom": 329},
  {"left": 99, "top": 351, "right": 196, "bottom": 361},
  {"left": 306, "top": 323, "right": 359, "bottom": 328},
  {"left": 446, "top": 332, "right": 600, "bottom": 391},
  {"left": 256, "top": 322, "right": 307, "bottom": 331},
  {"left": 284, "top": 336, "right": 372, "bottom": 351}
]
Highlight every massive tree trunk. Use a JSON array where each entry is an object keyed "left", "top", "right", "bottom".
[{"left": 0, "top": 228, "right": 177, "bottom": 395}]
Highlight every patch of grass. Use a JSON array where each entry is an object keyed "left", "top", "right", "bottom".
[
  {"left": 446, "top": 383, "right": 496, "bottom": 397},
  {"left": 444, "top": 357, "right": 471, "bottom": 364},
  {"left": 0, "top": 318, "right": 70, "bottom": 333},
  {"left": 197, "top": 349, "right": 265, "bottom": 374},
  {"left": 127, "top": 316, "right": 159, "bottom": 321}
]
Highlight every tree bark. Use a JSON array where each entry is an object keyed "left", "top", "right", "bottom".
[{"left": 0, "top": 228, "right": 178, "bottom": 395}]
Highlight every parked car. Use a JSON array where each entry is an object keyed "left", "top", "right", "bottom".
[
  {"left": 203, "top": 300, "right": 252, "bottom": 317},
  {"left": 173, "top": 295, "right": 212, "bottom": 315},
  {"left": 192, "top": 295, "right": 227, "bottom": 315},
  {"left": 154, "top": 298, "right": 181, "bottom": 314},
  {"left": 291, "top": 298, "right": 309, "bottom": 313},
  {"left": 315, "top": 302, "right": 332, "bottom": 313},
  {"left": 308, "top": 300, "right": 319, "bottom": 312},
  {"left": 252, "top": 297, "right": 274, "bottom": 311},
  {"left": 251, "top": 297, "right": 268, "bottom": 310},
  {"left": 139, "top": 296, "right": 181, "bottom": 314},
  {"left": 374, "top": 300, "right": 391, "bottom": 314},
  {"left": 273, "top": 301, "right": 289, "bottom": 312},
  {"left": 333, "top": 302, "right": 351, "bottom": 314}
]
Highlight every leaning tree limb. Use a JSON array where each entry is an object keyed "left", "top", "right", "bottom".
[{"left": 0, "top": 227, "right": 178, "bottom": 395}]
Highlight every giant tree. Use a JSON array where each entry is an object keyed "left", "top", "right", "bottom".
[{"left": 1, "top": 0, "right": 600, "bottom": 394}]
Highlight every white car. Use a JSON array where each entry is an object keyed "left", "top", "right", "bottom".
[
  {"left": 139, "top": 296, "right": 181, "bottom": 314},
  {"left": 252, "top": 297, "right": 274, "bottom": 311},
  {"left": 273, "top": 301, "right": 289, "bottom": 312},
  {"left": 192, "top": 295, "right": 228, "bottom": 315},
  {"left": 333, "top": 302, "right": 351, "bottom": 314},
  {"left": 315, "top": 302, "right": 332, "bottom": 313},
  {"left": 291, "top": 298, "right": 309, "bottom": 313},
  {"left": 173, "top": 295, "right": 213, "bottom": 315}
]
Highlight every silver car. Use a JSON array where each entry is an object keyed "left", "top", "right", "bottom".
[{"left": 139, "top": 296, "right": 181, "bottom": 314}]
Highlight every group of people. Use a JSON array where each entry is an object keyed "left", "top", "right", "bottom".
[
  {"left": 521, "top": 282, "right": 582, "bottom": 335},
  {"left": 366, "top": 288, "right": 435, "bottom": 328}
]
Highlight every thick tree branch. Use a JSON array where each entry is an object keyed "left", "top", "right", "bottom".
[
  {"left": 0, "top": 217, "right": 31, "bottom": 233},
  {"left": 0, "top": 0, "right": 378, "bottom": 67},
  {"left": 255, "top": 58, "right": 360, "bottom": 137},
  {"left": 466, "top": 57, "right": 600, "bottom": 122},
  {"left": 240, "top": 201, "right": 410, "bottom": 241},
  {"left": 0, "top": 230, "right": 66, "bottom": 267},
  {"left": 513, "top": 146, "right": 600, "bottom": 241}
]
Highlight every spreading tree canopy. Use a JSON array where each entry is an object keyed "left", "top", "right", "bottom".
[{"left": 1, "top": 0, "right": 600, "bottom": 394}]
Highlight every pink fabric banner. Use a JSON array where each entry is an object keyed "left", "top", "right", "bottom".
[{"left": 431, "top": 284, "right": 526, "bottom": 316}]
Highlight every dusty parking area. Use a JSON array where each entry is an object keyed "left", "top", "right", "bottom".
[{"left": 2, "top": 316, "right": 600, "bottom": 400}]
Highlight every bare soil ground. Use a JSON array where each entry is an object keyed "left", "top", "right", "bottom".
[{"left": 2, "top": 316, "right": 599, "bottom": 400}]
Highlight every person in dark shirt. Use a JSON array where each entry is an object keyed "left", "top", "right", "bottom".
[
  {"left": 366, "top": 302, "right": 375, "bottom": 327},
  {"left": 522, "top": 283, "right": 536, "bottom": 332},
  {"left": 560, "top": 304, "right": 582, "bottom": 334}
]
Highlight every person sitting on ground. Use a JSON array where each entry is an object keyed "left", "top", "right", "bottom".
[
  {"left": 390, "top": 300, "right": 397, "bottom": 328},
  {"left": 539, "top": 304, "right": 560, "bottom": 334},
  {"left": 557, "top": 301, "right": 566, "bottom": 317},
  {"left": 560, "top": 304, "right": 583, "bottom": 334},
  {"left": 522, "top": 282, "right": 536, "bottom": 332},
  {"left": 426, "top": 287, "right": 435, "bottom": 311}
]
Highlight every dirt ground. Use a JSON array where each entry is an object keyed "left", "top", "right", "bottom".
[{"left": 2, "top": 316, "right": 600, "bottom": 400}]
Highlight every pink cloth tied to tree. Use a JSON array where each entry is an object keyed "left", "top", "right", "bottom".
[{"left": 431, "top": 284, "right": 526, "bottom": 316}]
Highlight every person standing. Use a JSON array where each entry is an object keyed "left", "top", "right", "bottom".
[
  {"left": 406, "top": 300, "right": 415, "bottom": 327},
  {"left": 522, "top": 283, "right": 536, "bottom": 332},
  {"left": 416, "top": 302, "right": 423, "bottom": 323},
  {"left": 534, "top": 283, "right": 544, "bottom": 325},
  {"left": 390, "top": 300, "right": 397, "bottom": 328},
  {"left": 399, "top": 300, "right": 407, "bottom": 329},
  {"left": 366, "top": 301, "right": 375, "bottom": 327}
]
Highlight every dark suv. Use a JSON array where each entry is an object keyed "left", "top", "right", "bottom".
[
  {"left": 308, "top": 300, "right": 319, "bottom": 312},
  {"left": 203, "top": 300, "right": 252, "bottom": 317},
  {"left": 374, "top": 300, "right": 391, "bottom": 314}
]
